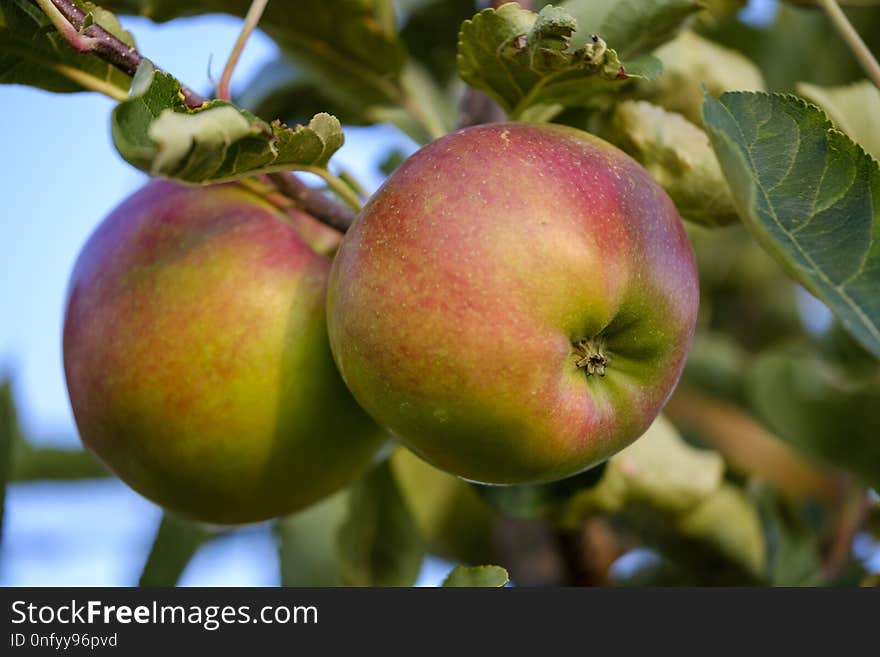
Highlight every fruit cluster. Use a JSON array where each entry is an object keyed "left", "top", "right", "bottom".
[{"left": 63, "top": 123, "right": 698, "bottom": 523}]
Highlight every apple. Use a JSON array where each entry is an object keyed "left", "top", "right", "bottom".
[
  {"left": 63, "top": 180, "right": 385, "bottom": 524},
  {"left": 327, "top": 123, "right": 699, "bottom": 485}
]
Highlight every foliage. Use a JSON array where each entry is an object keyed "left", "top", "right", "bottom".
[{"left": 1, "top": 0, "right": 878, "bottom": 587}]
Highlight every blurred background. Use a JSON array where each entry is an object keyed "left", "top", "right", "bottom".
[{"left": 1, "top": 0, "right": 879, "bottom": 586}]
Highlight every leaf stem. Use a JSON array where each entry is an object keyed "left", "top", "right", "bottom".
[
  {"left": 216, "top": 0, "right": 269, "bottom": 101},
  {"left": 266, "top": 172, "right": 356, "bottom": 232},
  {"left": 300, "top": 167, "right": 364, "bottom": 213},
  {"left": 54, "top": 65, "right": 129, "bottom": 101},
  {"left": 818, "top": 0, "right": 880, "bottom": 89}
]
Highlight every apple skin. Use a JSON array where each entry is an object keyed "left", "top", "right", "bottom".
[
  {"left": 327, "top": 123, "right": 699, "bottom": 485},
  {"left": 63, "top": 180, "right": 385, "bottom": 524}
]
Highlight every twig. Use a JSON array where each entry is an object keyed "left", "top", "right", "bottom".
[
  {"left": 33, "top": 0, "right": 207, "bottom": 107},
  {"left": 818, "top": 0, "right": 880, "bottom": 89},
  {"left": 458, "top": 89, "right": 506, "bottom": 128},
  {"left": 267, "top": 172, "right": 356, "bottom": 233},
  {"left": 822, "top": 484, "right": 870, "bottom": 581},
  {"left": 216, "top": 0, "right": 269, "bottom": 101}
]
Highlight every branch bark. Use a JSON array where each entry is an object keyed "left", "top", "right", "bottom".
[
  {"left": 35, "top": 0, "right": 207, "bottom": 107},
  {"left": 267, "top": 172, "right": 356, "bottom": 233}
]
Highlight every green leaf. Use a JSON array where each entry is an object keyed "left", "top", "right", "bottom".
[
  {"left": 111, "top": 62, "right": 344, "bottom": 183},
  {"left": 391, "top": 448, "right": 497, "bottom": 565},
  {"left": 756, "top": 487, "right": 823, "bottom": 586},
  {"left": 337, "top": 461, "right": 425, "bottom": 587},
  {"left": 0, "top": 378, "right": 16, "bottom": 543},
  {"left": 797, "top": 80, "right": 880, "bottom": 161},
  {"left": 138, "top": 512, "right": 215, "bottom": 586},
  {"left": 0, "top": 0, "right": 132, "bottom": 98},
  {"left": 275, "top": 489, "right": 349, "bottom": 587},
  {"left": 703, "top": 91, "right": 880, "bottom": 359},
  {"left": 399, "top": 0, "right": 476, "bottom": 85},
  {"left": 638, "top": 30, "right": 766, "bottom": 127},
  {"left": 561, "top": 0, "right": 701, "bottom": 58},
  {"left": 457, "top": 4, "right": 652, "bottom": 120},
  {"left": 607, "top": 100, "right": 739, "bottom": 227},
  {"left": 561, "top": 415, "right": 725, "bottom": 525},
  {"left": 442, "top": 565, "right": 509, "bottom": 587},
  {"left": 674, "top": 483, "right": 767, "bottom": 577},
  {"left": 746, "top": 348, "right": 880, "bottom": 489}
]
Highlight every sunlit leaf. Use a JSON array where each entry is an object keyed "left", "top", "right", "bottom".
[
  {"left": 112, "top": 62, "right": 344, "bottom": 183},
  {"left": 442, "top": 564, "right": 509, "bottom": 587},
  {"left": 608, "top": 100, "right": 738, "bottom": 226},
  {"left": 337, "top": 461, "right": 425, "bottom": 586}
]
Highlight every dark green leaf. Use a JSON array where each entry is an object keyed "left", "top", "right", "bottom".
[
  {"left": 337, "top": 461, "right": 425, "bottom": 586},
  {"left": 442, "top": 564, "right": 509, "bottom": 587},
  {"left": 472, "top": 462, "right": 605, "bottom": 521},
  {"left": 275, "top": 490, "right": 349, "bottom": 587},
  {"left": 797, "top": 80, "right": 880, "bottom": 160},
  {"left": 704, "top": 91, "right": 880, "bottom": 358},
  {"left": 746, "top": 348, "right": 880, "bottom": 489},
  {"left": 756, "top": 487, "right": 823, "bottom": 586},
  {"left": 102, "top": 0, "right": 405, "bottom": 108},
  {"left": 0, "top": 0, "right": 132, "bottom": 98},
  {"left": 139, "top": 512, "right": 215, "bottom": 586},
  {"left": 0, "top": 378, "right": 16, "bottom": 543},
  {"left": 111, "top": 62, "right": 344, "bottom": 183},
  {"left": 561, "top": 0, "right": 700, "bottom": 59},
  {"left": 235, "top": 58, "right": 371, "bottom": 127},
  {"left": 457, "top": 3, "right": 652, "bottom": 120},
  {"left": 399, "top": 0, "right": 476, "bottom": 85}
]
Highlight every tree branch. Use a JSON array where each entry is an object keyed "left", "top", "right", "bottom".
[
  {"left": 216, "top": 0, "right": 268, "bottom": 101},
  {"left": 32, "top": 0, "right": 359, "bottom": 232},
  {"left": 34, "top": 0, "right": 207, "bottom": 107},
  {"left": 818, "top": 0, "right": 880, "bottom": 89}
]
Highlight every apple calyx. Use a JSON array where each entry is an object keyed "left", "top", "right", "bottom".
[{"left": 573, "top": 338, "right": 608, "bottom": 377}]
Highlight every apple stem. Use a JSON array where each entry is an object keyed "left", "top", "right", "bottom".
[
  {"left": 216, "top": 0, "right": 269, "bottom": 102},
  {"left": 33, "top": 0, "right": 207, "bottom": 108}
]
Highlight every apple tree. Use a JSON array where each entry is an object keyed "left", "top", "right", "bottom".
[{"left": 1, "top": 0, "right": 879, "bottom": 586}]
